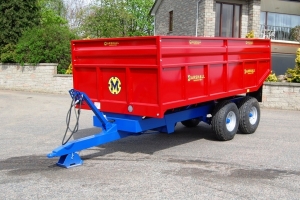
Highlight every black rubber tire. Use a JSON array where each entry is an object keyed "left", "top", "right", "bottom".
[
  {"left": 212, "top": 101, "right": 239, "bottom": 141},
  {"left": 181, "top": 118, "right": 200, "bottom": 127},
  {"left": 237, "top": 96, "right": 260, "bottom": 134}
]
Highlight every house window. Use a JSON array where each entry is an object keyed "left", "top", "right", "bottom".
[
  {"left": 169, "top": 10, "right": 173, "bottom": 32},
  {"left": 215, "top": 2, "right": 241, "bottom": 37},
  {"left": 260, "top": 12, "right": 300, "bottom": 40}
]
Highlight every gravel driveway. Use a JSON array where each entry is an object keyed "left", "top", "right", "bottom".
[{"left": 1, "top": 90, "right": 300, "bottom": 199}]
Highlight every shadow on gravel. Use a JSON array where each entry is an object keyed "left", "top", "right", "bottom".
[
  {"left": 165, "top": 159, "right": 300, "bottom": 180},
  {"left": 164, "top": 165, "right": 300, "bottom": 180},
  {"left": 70, "top": 122, "right": 217, "bottom": 160},
  {"left": 0, "top": 155, "right": 64, "bottom": 176},
  {"left": 0, "top": 123, "right": 217, "bottom": 175},
  {"left": 0, "top": 122, "right": 257, "bottom": 174}
]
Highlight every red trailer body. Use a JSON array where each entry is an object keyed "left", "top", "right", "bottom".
[
  {"left": 48, "top": 36, "right": 271, "bottom": 168},
  {"left": 72, "top": 36, "right": 271, "bottom": 118}
]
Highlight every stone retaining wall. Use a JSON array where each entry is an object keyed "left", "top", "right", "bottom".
[
  {"left": 0, "top": 63, "right": 72, "bottom": 94},
  {"left": 1, "top": 63, "right": 299, "bottom": 110},
  {"left": 261, "top": 82, "right": 300, "bottom": 110}
]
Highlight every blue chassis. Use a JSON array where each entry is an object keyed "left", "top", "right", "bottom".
[{"left": 47, "top": 89, "right": 241, "bottom": 168}]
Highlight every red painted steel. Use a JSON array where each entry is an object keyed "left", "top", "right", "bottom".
[{"left": 72, "top": 36, "right": 271, "bottom": 118}]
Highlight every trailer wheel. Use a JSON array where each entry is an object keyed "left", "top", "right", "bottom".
[
  {"left": 181, "top": 118, "right": 200, "bottom": 128},
  {"left": 238, "top": 97, "right": 260, "bottom": 134},
  {"left": 212, "top": 101, "right": 239, "bottom": 141}
]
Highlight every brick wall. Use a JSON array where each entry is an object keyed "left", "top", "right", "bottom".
[
  {"left": 261, "top": 82, "right": 300, "bottom": 110},
  {"left": 155, "top": 0, "right": 197, "bottom": 36},
  {"left": 248, "top": 0, "right": 261, "bottom": 37},
  {"left": 241, "top": 0, "right": 249, "bottom": 37},
  {"left": 202, "top": 0, "right": 214, "bottom": 37},
  {"left": 0, "top": 63, "right": 72, "bottom": 94}
]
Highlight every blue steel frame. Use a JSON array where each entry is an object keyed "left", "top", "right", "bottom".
[{"left": 48, "top": 89, "right": 223, "bottom": 168}]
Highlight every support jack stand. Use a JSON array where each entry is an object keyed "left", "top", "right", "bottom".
[{"left": 56, "top": 153, "right": 83, "bottom": 168}]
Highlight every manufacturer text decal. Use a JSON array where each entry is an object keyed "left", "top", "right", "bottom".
[
  {"left": 244, "top": 69, "right": 255, "bottom": 75},
  {"left": 104, "top": 41, "right": 119, "bottom": 46},
  {"left": 188, "top": 74, "right": 205, "bottom": 82},
  {"left": 189, "top": 40, "right": 201, "bottom": 45}
]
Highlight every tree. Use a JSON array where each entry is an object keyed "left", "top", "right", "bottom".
[
  {"left": 0, "top": 0, "right": 40, "bottom": 53},
  {"left": 12, "top": 0, "right": 77, "bottom": 73},
  {"left": 39, "top": 0, "right": 67, "bottom": 26},
  {"left": 64, "top": 0, "right": 89, "bottom": 31},
  {"left": 81, "top": 0, "right": 154, "bottom": 38},
  {"left": 125, "top": 0, "right": 154, "bottom": 36},
  {"left": 14, "top": 25, "right": 77, "bottom": 74}
]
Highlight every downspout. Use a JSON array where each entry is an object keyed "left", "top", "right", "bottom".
[{"left": 196, "top": 0, "right": 203, "bottom": 37}]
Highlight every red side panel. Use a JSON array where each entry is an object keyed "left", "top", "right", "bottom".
[
  {"left": 74, "top": 68, "right": 98, "bottom": 100},
  {"left": 131, "top": 69, "right": 158, "bottom": 104},
  {"left": 161, "top": 67, "right": 184, "bottom": 103},
  {"left": 228, "top": 62, "right": 243, "bottom": 91},
  {"left": 186, "top": 65, "right": 207, "bottom": 98}
]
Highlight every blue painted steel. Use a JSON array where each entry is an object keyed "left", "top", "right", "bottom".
[
  {"left": 69, "top": 89, "right": 112, "bottom": 131},
  {"left": 230, "top": 96, "right": 246, "bottom": 104},
  {"left": 94, "top": 103, "right": 214, "bottom": 134},
  {"left": 47, "top": 124, "right": 131, "bottom": 158},
  {"left": 56, "top": 152, "right": 83, "bottom": 168},
  {"left": 48, "top": 89, "right": 246, "bottom": 168},
  {"left": 249, "top": 113, "right": 253, "bottom": 117},
  {"left": 48, "top": 89, "right": 132, "bottom": 168}
]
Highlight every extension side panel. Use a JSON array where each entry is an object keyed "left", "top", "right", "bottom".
[
  {"left": 227, "top": 39, "right": 271, "bottom": 90},
  {"left": 72, "top": 37, "right": 162, "bottom": 118},
  {"left": 159, "top": 36, "right": 271, "bottom": 111}
]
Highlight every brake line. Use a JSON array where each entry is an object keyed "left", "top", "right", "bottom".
[{"left": 62, "top": 96, "right": 82, "bottom": 145}]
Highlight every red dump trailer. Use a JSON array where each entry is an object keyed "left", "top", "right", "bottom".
[{"left": 48, "top": 36, "right": 271, "bottom": 168}]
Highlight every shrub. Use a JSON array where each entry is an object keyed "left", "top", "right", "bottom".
[
  {"left": 65, "top": 63, "right": 72, "bottom": 74},
  {"left": 286, "top": 48, "right": 300, "bottom": 83},
  {"left": 265, "top": 71, "right": 278, "bottom": 82},
  {"left": 14, "top": 24, "right": 77, "bottom": 73},
  {"left": 286, "top": 67, "right": 300, "bottom": 83},
  {"left": 245, "top": 30, "right": 255, "bottom": 38},
  {"left": 0, "top": 43, "right": 16, "bottom": 63}
]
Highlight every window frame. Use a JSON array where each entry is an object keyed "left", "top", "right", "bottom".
[
  {"left": 261, "top": 11, "right": 300, "bottom": 28},
  {"left": 215, "top": 2, "right": 242, "bottom": 38},
  {"left": 169, "top": 10, "right": 173, "bottom": 32}
]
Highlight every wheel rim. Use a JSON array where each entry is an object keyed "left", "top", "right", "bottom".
[
  {"left": 226, "top": 111, "right": 236, "bottom": 132},
  {"left": 249, "top": 106, "right": 258, "bottom": 125}
]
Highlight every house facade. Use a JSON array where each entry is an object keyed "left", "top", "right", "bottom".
[
  {"left": 150, "top": 0, "right": 261, "bottom": 38},
  {"left": 150, "top": 0, "right": 300, "bottom": 74}
]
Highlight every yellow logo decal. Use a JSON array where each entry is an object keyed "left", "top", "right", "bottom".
[
  {"left": 108, "top": 77, "right": 121, "bottom": 94},
  {"left": 188, "top": 74, "right": 205, "bottom": 82},
  {"left": 244, "top": 69, "right": 255, "bottom": 75},
  {"left": 189, "top": 40, "right": 201, "bottom": 45},
  {"left": 104, "top": 41, "right": 119, "bottom": 46},
  {"left": 246, "top": 41, "right": 253, "bottom": 45}
]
